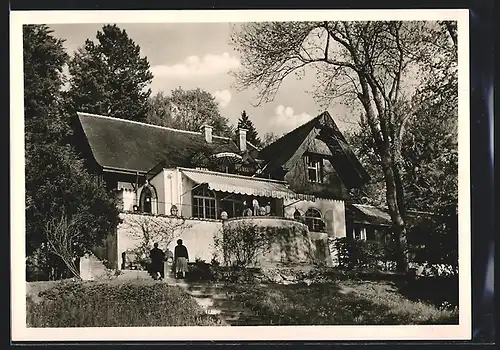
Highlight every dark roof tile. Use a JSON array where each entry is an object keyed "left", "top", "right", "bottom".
[{"left": 76, "top": 112, "right": 239, "bottom": 173}]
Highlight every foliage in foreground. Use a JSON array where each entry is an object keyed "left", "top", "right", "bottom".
[
  {"left": 225, "top": 280, "right": 458, "bottom": 325},
  {"left": 26, "top": 281, "right": 223, "bottom": 327}
]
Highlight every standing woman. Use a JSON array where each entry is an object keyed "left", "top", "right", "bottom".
[{"left": 174, "top": 239, "right": 189, "bottom": 279}]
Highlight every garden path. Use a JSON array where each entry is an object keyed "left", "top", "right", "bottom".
[{"left": 163, "top": 268, "right": 264, "bottom": 326}]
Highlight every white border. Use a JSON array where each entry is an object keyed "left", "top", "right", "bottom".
[{"left": 10, "top": 9, "right": 471, "bottom": 342}]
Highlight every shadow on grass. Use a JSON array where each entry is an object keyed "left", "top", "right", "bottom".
[{"left": 393, "top": 275, "right": 459, "bottom": 308}]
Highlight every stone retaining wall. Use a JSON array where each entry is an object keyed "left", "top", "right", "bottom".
[{"left": 223, "top": 217, "right": 333, "bottom": 267}]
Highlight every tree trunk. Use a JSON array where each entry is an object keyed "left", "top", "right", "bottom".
[{"left": 380, "top": 149, "right": 409, "bottom": 273}]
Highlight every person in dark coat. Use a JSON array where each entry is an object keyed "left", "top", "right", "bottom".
[
  {"left": 174, "top": 239, "right": 189, "bottom": 279},
  {"left": 150, "top": 243, "right": 166, "bottom": 280}
]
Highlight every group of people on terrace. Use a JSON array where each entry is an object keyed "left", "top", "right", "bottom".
[{"left": 149, "top": 239, "right": 189, "bottom": 281}]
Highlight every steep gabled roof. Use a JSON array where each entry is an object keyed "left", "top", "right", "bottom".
[
  {"left": 258, "top": 111, "right": 370, "bottom": 189},
  {"left": 75, "top": 112, "right": 241, "bottom": 173}
]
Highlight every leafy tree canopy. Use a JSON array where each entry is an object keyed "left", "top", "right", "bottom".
[
  {"left": 261, "top": 132, "right": 283, "bottom": 147},
  {"left": 146, "top": 87, "right": 233, "bottom": 137}
]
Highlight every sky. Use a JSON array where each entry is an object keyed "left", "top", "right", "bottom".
[{"left": 49, "top": 22, "right": 359, "bottom": 137}]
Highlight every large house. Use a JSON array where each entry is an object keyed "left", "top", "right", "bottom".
[{"left": 73, "top": 111, "right": 371, "bottom": 271}]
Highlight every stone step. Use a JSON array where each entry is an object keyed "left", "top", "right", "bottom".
[
  {"left": 116, "top": 270, "right": 152, "bottom": 280},
  {"left": 163, "top": 279, "right": 268, "bottom": 326},
  {"left": 206, "top": 308, "right": 222, "bottom": 316},
  {"left": 187, "top": 292, "right": 213, "bottom": 299}
]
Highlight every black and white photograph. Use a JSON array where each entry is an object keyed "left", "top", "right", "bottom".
[{"left": 11, "top": 9, "right": 470, "bottom": 341}]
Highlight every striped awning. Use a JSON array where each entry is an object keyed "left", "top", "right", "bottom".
[{"left": 181, "top": 168, "right": 314, "bottom": 200}]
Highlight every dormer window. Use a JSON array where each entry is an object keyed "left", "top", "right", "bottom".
[{"left": 305, "top": 155, "right": 323, "bottom": 183}]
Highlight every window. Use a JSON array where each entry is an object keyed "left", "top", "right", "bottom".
[
  {"left": 305, "top": 208, "right": 325, "bottom": 232},
  {"left": 366, "top": 227, "right": 376, "bottom": 242},
  {"left": 192, "top": 186, "right": 217, "bottom": 219},
  {"left": 305, "top": 155, "right": 323, "bottom": 183},
  {"left": 220, "top": 197, "right": 244, "bottom": 218},
  {"left": 353, "top": 226, "right": 367, "bottom": 240}
]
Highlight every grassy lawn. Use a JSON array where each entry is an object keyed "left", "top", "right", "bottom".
[
  {"left": 26, "top": 280, "right": 225, "bottom": 327},
  {"left": 225, "top": 279, "right": 458, "bottom": 325}
]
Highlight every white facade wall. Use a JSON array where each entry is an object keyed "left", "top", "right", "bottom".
[
  {"left": 158, "top": 168, "right": 182, "bottom": 216},
  {"left": 149, "top": 170, "right": 165, "bottom": 215},
  {"left": 118, "top": 189, "right": 137, "bottom": 212},
  {"left": 180, "top": 173, "right": 195, "bottom": 217},
  {"left": 116, "top": 212, "right": 222, "bottom": 267},
  {"left": 283, "top": 197, "right": 346, "bottom": 238}
]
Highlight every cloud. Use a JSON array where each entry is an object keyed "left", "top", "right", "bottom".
[
  {"left": 213, "top": 89, "right": 232, "bottom": 108},
  {"left": 271, "top": 105, "right": 314, "bottom": 133},
  {"left": 151, "top": 52, "right": 240, "bottom": 79}
]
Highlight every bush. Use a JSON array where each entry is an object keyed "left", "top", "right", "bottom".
[
  {"left": 407, "top": 215, "right": 458, "bottom": 269},
  {"left": 27, "top": 281, "right": 225, "bottom": 327},
  {"left": 186, "top": 259, "right": 213, "bottom": 281},
  {"left": 214, "top": 222, "right": 272, "bottom": 268},
  {"left": 26, "top": 248, "right": 74, "bottom": 281},
  {"left": 333, "top": 237, "right": 397, "bottom": 270}
]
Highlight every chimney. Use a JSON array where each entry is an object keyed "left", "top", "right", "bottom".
[
  {"left": 201, "top": 125, "right": 213, "bottom": 143},
  {"left": 238, "top": 128, "right": 247, "bottom": 152}
]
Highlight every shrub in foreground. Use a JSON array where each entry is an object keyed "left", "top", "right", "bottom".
[{"left": 27, "top": 281, "right": 224, "bottom": 327}]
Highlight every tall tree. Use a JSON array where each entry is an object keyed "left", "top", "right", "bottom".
[
  {"left": 147, "top": 88, "right": 233, "bottom": 137},
  {"left": 237, "top": 110, "right": 262, "bottom": 147},
  {"left": 23, "top": 25, "right": 71, "bottom": 146},
  {"left": 230, "top": 21, "right": 457, "bottom": 272},
  {"left": 67, "top": 24, "right": 153, "bottom": 122},
  {"left": 24, "top": 25, "right": 121, "bottom": 280}
]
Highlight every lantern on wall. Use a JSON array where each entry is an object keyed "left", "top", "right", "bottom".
[{"left": 170, "top": 205, "right": 179, "bottom": 217}]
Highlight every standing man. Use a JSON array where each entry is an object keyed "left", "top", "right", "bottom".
[
  {"left": 150, "top": 243, "right": 165, "bottom": 280},
  {"left": 174, "top": 239, "right": 189, "bottom": 279}
]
